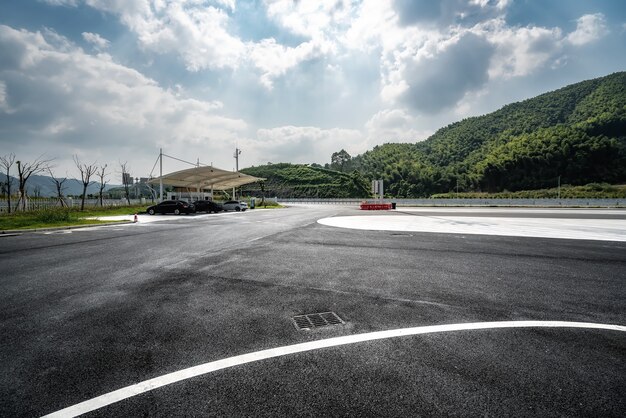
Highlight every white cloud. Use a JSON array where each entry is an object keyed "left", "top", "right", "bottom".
[
  {"left": 343, "top": 0, "right": 570, "bottom": 110},
  {"left": 343, "top": 0, "right": 404, "bottom": 53},
  {"left": 481, "top": 18, "right": 564, "bottom": 78},
  {"left": 253, "top": 0, "right": 359, "bottom": 89},
  {"left": 0, "top": 23, "right": 369, "bottom": 172},
  {"left": 253, "top": 125, "right": 365, "bottom": 164},
  {"left": 265, "top": 0, "right": 355, "bottom": 38},
  {"left": 82, "top": 32, "right": 110, "bottom": 50},
  {"left": 365, "top": 108, "right": 429, "bottom": 144},
  {"left": 344, "top": 1, "right": 446, "bottom": 106},
  {"left": 214, "top": 0, "right": 235, "bottom": 12},
  {"left": 249, "top": 37, "right": 334, "bottom": 89},
  {"left": 58, "top": 1, "right": 343, "bottom": 89},
  {"left": 0, "top": 80, "right": 14, "bottom": 114},
  {"left": 392, "top": 0, "right": 511, "bottom": 28},
  {"left": 342, "top": 1, "right": 597, "bottom": 114},
  {"left": 0, "top": 24, "right": 247, "bottom": 173},
  {"left": 567, "top": 13, "right": 609, "bottom": 46},
  {"left": 470, "top": 0, "right": 510, "bottom": 10},
  {"left": 81, "top": 0, "right": 246, "bottom": 71}
]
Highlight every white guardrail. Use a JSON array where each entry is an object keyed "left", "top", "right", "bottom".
[
  {"left": 1, "top": 197, "right": 624, "bottom": 212},
  {"left": 279, "top": 198, "right": 626, "bottom": 208}
]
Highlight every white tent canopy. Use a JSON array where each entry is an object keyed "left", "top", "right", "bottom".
[{"left": 148, "top": 166, "right": 264, "bottom": 191}]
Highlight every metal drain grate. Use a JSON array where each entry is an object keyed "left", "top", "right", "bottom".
[{"left": 292, "top": 312, "right": 344, "bottom": 330}]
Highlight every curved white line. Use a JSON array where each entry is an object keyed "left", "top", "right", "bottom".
[
  {"left": 317, "top": 216, "right": 626, "bottom": 242},
  {"left": 42, "top": 321, "right": 626, "bottom": 417}
]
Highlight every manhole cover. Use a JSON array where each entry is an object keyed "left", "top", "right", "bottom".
[{"left": 292, "top": 312, "right": 344, "bottom": 330}]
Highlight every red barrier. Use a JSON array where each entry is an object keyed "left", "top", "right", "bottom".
[{"left": 360, "top": 202, "right": 392, "bottom": 210}]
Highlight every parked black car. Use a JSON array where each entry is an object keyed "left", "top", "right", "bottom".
[
  {"left": 146, "top": 200, "right": 195, "bottom": 215},
  {"left": 193, "top": 200, "right": 223, "bottom": 213}
]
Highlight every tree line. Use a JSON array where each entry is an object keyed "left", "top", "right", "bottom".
[{"left": 0, "top": 154, "right": 138, "bottom": 213}]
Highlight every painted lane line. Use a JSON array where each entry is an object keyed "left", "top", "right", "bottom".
[
  {"left": 42, "top": 321, "right": 626, "bottom": 417},
  {"left": 317, "top": 215, "right": 626, "bottom": 242}
]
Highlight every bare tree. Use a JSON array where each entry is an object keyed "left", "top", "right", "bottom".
[
  {"left": 48, "top": 168, "right": 68, "bottom": 207},
  {"left": 0, "top": 153, "right": 15, "bottom": 213},
  {"left": 73, "top": 155, "right": 98, "bottom": 211},
  {"left": 96, "top": 164, "right": 109, "bottom": 206},
  {"left": 16, "top": 156, "right": 52, "bottom": 211},
  {"left": 119, "top": 161, "right": 131, "bottom": 205}
]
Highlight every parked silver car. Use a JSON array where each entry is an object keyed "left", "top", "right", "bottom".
[{"left": 222, "top": 200, "right": 248, "bottom": 211}]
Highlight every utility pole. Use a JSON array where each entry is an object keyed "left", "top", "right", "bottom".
[
  {"left": 558, "top": 175, "right": 561, "bottom": 200},
  {"left": 159, "top": 148, "right": 163, "bottom": 202},
  {"left": 234, "top": 147, "right": 241, "bottom": 171},
  {"left": 233, "top": 147, "right": 241, "bottom": 199}
]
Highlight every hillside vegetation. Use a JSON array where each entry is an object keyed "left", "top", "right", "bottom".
[
  {"left": 349, "top": 72, "right": 626, "bottom": 197},
  {"left": 241, "top": 163, "right": 369, "bottom": 198},
  {"left": 241, "top": 73, "right": 625, "bottom": 199},
  {"left": 432, "top": 183, "right": 626, "bottom": 199}
]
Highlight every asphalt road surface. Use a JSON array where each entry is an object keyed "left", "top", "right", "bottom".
[{"left": 1, "top": 206, "right": 625, "bottom": 417}]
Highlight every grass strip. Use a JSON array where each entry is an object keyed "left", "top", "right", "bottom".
[{"left": 0, "top": 206, "right": 147, "bottom": 231}]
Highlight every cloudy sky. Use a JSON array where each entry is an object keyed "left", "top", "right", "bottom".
[{"left": 1, "top": 0, "right": 624, "bottom": 179}]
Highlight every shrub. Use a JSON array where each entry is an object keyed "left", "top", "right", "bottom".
[{"left": 33, "top": 208, "right": 74, "bottom": 223}]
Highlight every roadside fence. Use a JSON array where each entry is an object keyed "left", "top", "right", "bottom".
[{"left": 0, "top": 197, "right": 151, "bottom": 213}]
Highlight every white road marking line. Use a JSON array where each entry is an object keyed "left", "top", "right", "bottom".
[
  {"left": 42, "top": 320, "right": 625, "bottom": 418},
  {"left": 398, "top": 208, "right": 626, "bottom": 215},
  {"left": 318, "top": 215, "right": 626, "bottom": 242}
]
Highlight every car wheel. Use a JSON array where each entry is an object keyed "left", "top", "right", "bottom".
[
  {"left": 148, "top": 208, "right": 155, "bottom": 215},
  {"left": 174, "top": 208, "right": 180, "bottom": 215},
  {"left": 235, "top": 206, "right": 241, "bottom": 211}
]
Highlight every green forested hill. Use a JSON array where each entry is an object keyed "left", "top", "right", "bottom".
[
  {"left": 351, "top": 72, "right": 626, "bottom": 196},
  {"left": 242, "top": 72, "right": 625, "bottom": 198},
  {"left": 241, "top": 163, "right": 369, "bottom": 198}
]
